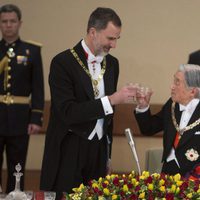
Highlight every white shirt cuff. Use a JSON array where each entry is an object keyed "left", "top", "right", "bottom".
[
  {"left": 101, "top": 96, "right": 113, "bottom": 115},
  {"left": 135, "top": 105, "right": 149, "bottom": 113}
]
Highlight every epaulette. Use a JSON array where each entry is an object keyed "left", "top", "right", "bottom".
[{"left": 25, "top": 40, "right": 42, "bottom": 47}]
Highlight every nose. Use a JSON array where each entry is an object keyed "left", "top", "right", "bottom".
[
  {"left": 6, "top": 21, "right": 12, "bottom": 27},
  {"left": 171, "top": 83, "right": 175, "bottom": 90},
  {"left": 110, "top": 40, "right": 117, "bottom": 48}
]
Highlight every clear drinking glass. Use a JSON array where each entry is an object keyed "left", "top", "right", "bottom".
[
  {"left": 44, "top": 191, "right": 56, "bottom": 200},
  {"left": 126, "top": 82, "right": 141, "bottom": 103},
  {"left": 24, "top": 191, "right": 33, "bottom": 200},
  {"left": 135, "top": 85, "right": 153, "bottom": 106}
]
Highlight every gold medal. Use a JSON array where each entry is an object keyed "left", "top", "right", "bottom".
[{"left": 92, "top": 79, "right": 98, "bottom": 86}]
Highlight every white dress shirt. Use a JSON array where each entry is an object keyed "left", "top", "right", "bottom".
[{"left": 81, "top": 40, "right": 113, "bottom": 140}]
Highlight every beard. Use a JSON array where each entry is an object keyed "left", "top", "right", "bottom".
[
  {"left": 98, "top": 51, "right": 108, "bottom": 57},
  {"left": 95, "top": 45, "right": 110, "bottom": 56},
  {"left": 93, "top": 39, "right": 111, "bottom": 56}
]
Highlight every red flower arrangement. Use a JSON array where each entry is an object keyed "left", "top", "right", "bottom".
[{"left": 66, "top": 171, "right": 200, "bottom": 200}]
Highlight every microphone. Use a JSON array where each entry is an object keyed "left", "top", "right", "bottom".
[{"left": 124, "top": 128, "right": 141, "bottom": 175}]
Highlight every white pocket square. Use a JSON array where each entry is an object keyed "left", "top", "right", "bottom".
[{"left": 194, "top": 131, "right": 200, "bottom": 135}]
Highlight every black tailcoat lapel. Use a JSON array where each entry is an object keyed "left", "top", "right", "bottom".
[
  {"left": 104, "top": 58, "right": 115, "bottom": 96},
  {"left": 73, "top": 42, "right": 94, "bottom": 99},
  {"left": 73, "top": 42, "right": 115, "bottom": 99}
]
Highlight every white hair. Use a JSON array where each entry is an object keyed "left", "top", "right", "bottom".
[{"left": 179, "top": 64, "right": 200, "bottom": 98}]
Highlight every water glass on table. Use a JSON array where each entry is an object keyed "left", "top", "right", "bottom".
[
  {"left": 44, "top": 191, "right": 56, "bottom": 200},
  {"left": 34, "top": 191, "right": 56, "bottom": 200},
  {"left": 25, "top": 191, "right": 33, "bottom": 200}
]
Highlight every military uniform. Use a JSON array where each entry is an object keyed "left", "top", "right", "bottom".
[{"left": 0, "top": 38, "right": 44, "bottom": 192}]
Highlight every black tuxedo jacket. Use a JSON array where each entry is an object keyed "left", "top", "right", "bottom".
[
  {"left": 135, "top": 98, "right": 200, "bottom": 176},
  {"left": 40, "top": 41, "right": 119, "bottom": 190}
]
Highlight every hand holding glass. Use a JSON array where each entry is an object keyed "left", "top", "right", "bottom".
[
  {"left": 126, "top": 83, "right": 140, "bottom": 103},
  {"left": 136, "top": 86, "right": 153, "bottom": 108}
]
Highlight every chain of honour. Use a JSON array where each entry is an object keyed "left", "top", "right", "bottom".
[
  {"left": 71, "top": 49, "right": 106, "bottom": 97},
  {"left": 171, "top": 101, "right": 200, "bottom": 138}
]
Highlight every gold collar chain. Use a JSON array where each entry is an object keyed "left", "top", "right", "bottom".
[
  {"left": 70, "top": 49, "right": 106, "bottom": 97},
  {"left": 171, "top": 101, "right": 200, "bottom": 135}
]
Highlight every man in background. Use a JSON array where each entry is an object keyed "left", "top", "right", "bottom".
[
  {"left": 0, "top": 4, "right": 44, "bottom": 192},
  {"left": 188, "top": 49, "right": 200, "bottom": 65},
  {"left": 40, "top": 7, "right": 135, "bottom": 199}
]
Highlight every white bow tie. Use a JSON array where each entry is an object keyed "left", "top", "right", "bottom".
[
  {"left": 179, "top": 104, "right": 186, "bottom": 111},
  {"left": 87, "top": 54, "right": 104, "bottom": 64}
]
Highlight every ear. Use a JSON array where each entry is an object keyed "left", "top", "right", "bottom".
[
  {"left": 88, "top": 27, "right": 97, "bottom": 38},
  {"left": 19, "top": 20, "right": 22, "bottom": 28},
  {"left": 190, "top": 87, "right": 198, "bottom": 98}
]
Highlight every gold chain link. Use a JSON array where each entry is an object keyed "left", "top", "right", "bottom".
[
  {"left": 70, "top": 49, "right": 106, "bottom": 97},
  {"left": 171, "top": 101, "right": 200, "bottom": 136}
]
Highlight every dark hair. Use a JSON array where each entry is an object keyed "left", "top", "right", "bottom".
[
  {"left": 0, "top": 4, "right": 22, "bottom": 20},
  {"left": 87, "top": 7, "right": 122, "bottom": 33}
]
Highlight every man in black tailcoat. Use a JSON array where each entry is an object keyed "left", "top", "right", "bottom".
[
  {"left": 135, "top": 64, "right": 200, "bottom": 178},
  {"left": 40, "top": 7, "right": 136, "bottom": 199}
]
